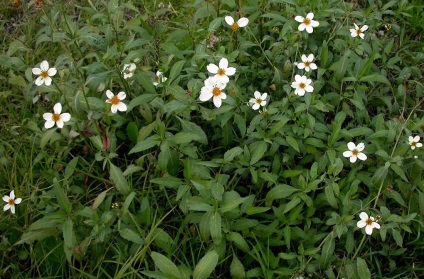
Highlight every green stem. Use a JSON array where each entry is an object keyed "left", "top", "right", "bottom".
[{"left": 351, "top": 234, "right": 366, "bottom": 261}]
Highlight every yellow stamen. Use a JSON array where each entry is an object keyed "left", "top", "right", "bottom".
[
  {"left": 41, "top": 70, "right": 49, "bottom": 79},
  {"left": 299, "top": 83, "right": 305, "bottom": 89},
  {"left": 212, "top": 87, "right": 221, "bottom": 96},
  {"left": 231, "top": 23, "right": 239, "bottom": 31},
  {"left": 356, "top": 29, "right": 362, "bottom": 35},
  {"left": 304, "top": 61, "right": 310, "bottom": 67},
  {"left": 110, "top": 95, "right": 120, "bottom": 105},
  {"left": 303, "top": 18, "right": 311, "bottom": 25},
  {"left": 365, "top": 218, "right": 373, "bottom": 226},
  {"left": 352, "top": 149, "right": 359, "bottom": 156},
  {"left": 217, "top": 68, "right": 225, "bottom": 76},
  {"left": 8, "top": 199, "right": 15, "bottom": 206},
  {"left": 256, "top": 98, "right": 262, "bottom": 104},
  {"left": 52, "top": 113, "right": 60, "bottom": 122}
]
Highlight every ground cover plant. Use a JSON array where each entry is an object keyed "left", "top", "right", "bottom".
[{"left": 1, "top": 0, "right": 424, "bottom": 278}]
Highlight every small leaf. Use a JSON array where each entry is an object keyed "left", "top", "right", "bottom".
[
  {"left": 250, "top": 141, "right": 268, "bottom": 165},
  {"left": 356, "top": 257, "right": 371, "bottom": 279},
  {"left": 224, "top": 147, "right": 243, "bottom": 162},
  {"left": 127, "top": 122, "right": 138, "bottom": 144},
  {"left": 286, "top": 136, "right": 300, "bottom": 153},
  {"left": 168, "top": 60, "right": 186, "bottom": 84},
  {"left": 209, "top": 211, "right": 222, "bottom": 244},
  {"left": 193, "top": 250, "right": 219, "bottom": 279},
  {"left": 109, "top": 162, "right": 131, "bottom": 195},
  {"left": 151, "top": 252, "right": 181, "bottom": 279},
  {"left": 230, "top": 255, "right": 246, "bottom": 279},
  {"left": 120, "top": 228, "right": 144, "bottom": 245}
]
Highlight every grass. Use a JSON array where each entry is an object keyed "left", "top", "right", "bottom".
[{"left": 1, "top": 0, "right": 424, "bottom": 278}]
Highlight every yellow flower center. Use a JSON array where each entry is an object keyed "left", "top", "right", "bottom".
[
  {"left": 352, "top": 149, "right": 359, "bottom": 156},
  {"left": 304, "top": 61, "right": 310, "bottom": 67},
  {"left": 41, "top": 70, "right": 49, "bottom": 79},
  {"left": 231, "top": 23, "right": 239, "bottom": 31},
  {"left": 52, "top": 113, "right": 60, "bottom": 122},
  {"left": 212, "top": 87, "right": 221, "bottom": 96},
  {"left": 356, "top": 29, "right": 362, "bottom": 35},
  {"left": 299, "top": 83, "right": 305, "bottom": 89},
  {"left": 411, "top": 142, "right": 417, "bottom": 147},
  {"left": 155, "top": 76, "right": 160, "bottom": 82},
  {"left": 303, "top": 18, "right": 311, "bottom": 25},
  {"left": 256, "top": 98, "right": 262, "bottom": 104},
  {"left": 110, "top": 95, "right": 120, "bottom": 105},
  {"left": 8, "top": 198, "right": 15, "bottom": 206},
  {"left": 217, "top": 68, "right": 226, "bottom": 76},
  {"left": 365, "top": 218, "right": 373, "bottom": 226}
]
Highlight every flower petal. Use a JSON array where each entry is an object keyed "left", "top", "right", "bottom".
[
  {"left": 2, "top": 195, "right": 9, "bottom": 202},
  {"left": 372, "top": 223, "right": 380, "bottom": 229},
  {"left": 111, "top": 105, "right": 118, "bottom": 113},
  {"left": 357, "top": 153, "right": 367, "bottom": 161},
  {"left": 53, "top": 103, "right": 62, "bottom": 114},
  {"left": 220, "top": 92, "right": 227, "bottom": 100},
  {"left": 252, "top": 103, "right": 260, "bottom": 110},
  {"left": 10, "top": 205, "right": 15, "bottom": 214},
  {"left": 35, "top": 76, "right": 44, "bottom": 86},
  {"left": 310, "top": 20, "right": 319, "bottom": 27},
  {"left": 306, "top": 13, "right": 314, "bottom": 19},
  {"left": 48, "top": 68, "right": 57, "bottom": 77},
  {"left": 56, "top": 120, "right": 64, "bottom": 128},
  {"left": 357, "top": 142, "right": 365, "bottom": 151},
  {"left": 343, "top": 151, "right": 352, "bottom": 158},
  {"left": 117, "top": 92, "right": 126, "bottom": 100},
  {"left": 40, "top": 60, "right": 49, "bottom": 71},
  {"left": 354, "top": 23, "right": 359, "bottom": 30},
  {"left": 414, "top": 136, "right": 420, "bottom": 142},
  {"left": 213, "top": 96, "right": 222, "bottom": 108},
  {"left": 298, "top": 23, "right": 306, "bottom": 31},
  {"left": 4, "top": 204, "right": 11, "bottom": 212},
  {"left": 307, "top": 54, "right": 314, "bottom": 61},
  {"left": 106, "top": 90, "right": 114, "bottom": 99},
  {"left": 225, "top": 16, "right": 234, "bottom": 26},
  {"left": 294, "top": 16, "right": 304, "bottom": 23},
  {"left": 61, "top": 113, "right": 71, "bottom": 122},
  {"left": 359, "top": 212, "right": 369, "bottom": 221},
  {"left": 32, "top": 67, "right": 41, "bottom": 75},
  {"left": 237, "top": 17, "right": 249, "bottom": 27},
  {"left": 347, "top": 142, "right": 356, "bottom": 151},
  {"left": 44, "top": 77, "right": 52, "bottom": 86},
  {"left": 225, "top": 67, "right": 236, "bottom": 76},
  {"left": 261, "top": 93, "right": 268, "bottom": 100},
  {"left": 219, "top": 58, "right": 229, "bottom": 69},
  {"left": 216, "top": 75, "right": 229, "bottom": 84},
  {"left": 10, "top": 190, "right": 15, "bottom": 199},
  {"left": 14, "top": 198, "right": 22, "bottom": 204},
  {"left": 357, "top": 220, "right": 366, "bottom": 228},
  {"left": 365, "top": 225, "right": 373, "bottom": 235},
  {"left": 350, "top": 155, "right": 358, "bottom": 163},
  {"left": 44, "top": 120, "right": 55, "bottom": 129},
  {"left": 361, "top": 25, "right": 369, "bottom": 31},
  {"left": 305, "top": 26, "right": 313, "bottom": 33},
  {"left": 117, "top": 102, "right": 127, "bottom": 112},
  {"left": 199, "top": 90, "right": 213, "bottom": 101},
  {"left": 297, "top": 63, "right": 305, "bottom": 69},
  {"left": 207, "top": 63, "right": 219, "bottom": 74}
]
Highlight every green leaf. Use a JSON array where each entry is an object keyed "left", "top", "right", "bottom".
[
  {"left": 109, "top": 162, "right": 131, "bottom": 195},
  {"left": 220, "top": 191, "right": 246, "bottom": 213},
  {"left": 359, "top": 74, "right": 391, "bottom": 85},
  {"left": 320, "top": 40, "right": 329, "bottom": 68},
  {"left": 390, "top": 164, "right": 408, "bottom": 182},
  {"left": 193, "top": 250, "right": 219, "bottom": 279},
  {"left": 270, "top": 117, "right": 290, "bottom": 135},
  {"left": 230, "top": 255, "right": 246, "bottom": 279},
  {"left": 286, "top": 136, "right": 300, "bottom": 153},
  {"left": 325, "top": 185, "right": 339, "bottom": 208},
  {"left": 224, "top": 147, "right": 243, "bottom": 162},
  {"left": 210, "top": 211, "right": 222, "bottom": 244},
  {"left": 265, "top": 184, "right": 300, "bottom": 206},
  {"left": 283, "top": 196, "right": 301, "bottom": 214},
  {"left": 169, "top": 132, "right": 204, "bottom": 145},
  {"left": 151, "top": 252, "right": 181, "bottom": 279},
  {"left": 250, "top": 141, "right": 268, "bottom": 165},
  {"left": 208, "top": 17, "right": 223, "bottom": 32},
  {"left": 53, "top": 178, "right": 72, "bottom": 214},
  {"left": 151, "top": 176, "right": 184, "bottom": 188},
  {"left": 127, "top": 122, "right": 138, "bottom": 144},
  {"left": 120, "top": 228, "right": 144, "bottom": 245},
  {"left": 329, "top": 50, "right": 350, "bottom": 81},
  {"left": 227, "top": 232, "right": 250, "bottom": 252},
  {"left": 129, "top": 135, "right": 160, "bottom": 154},
  {"left": 371, "top": 165, "right": 389, "bottom": 186},
  {"left": 92, "top": 189, "right": 110, "bottom": 210},
  {"left": 16, "top": 229, "right": 57, "bottom": 245},
  {"left": 320, "top": 237, "right": 335, "bottom": 268},
  {"left": 62, "top": 218, "right": 74, "bottom": 262},
  {"left": 356, "top": 257, "right": 371, "bottom": 279},
  {"left": 177, "top": 117, "right": 208, "bottom": 144},
  {"left": 161, "top": 43, "right": 185, "bottom": 59},
  {"left": 168, "top": 60, "right": 186, "bottom": 84},
  {"left": 64, "top": 156, "right": 79, "bottom": 180}
]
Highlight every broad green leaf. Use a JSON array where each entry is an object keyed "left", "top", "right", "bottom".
[
  {"left": 168, "top": 60, "right": 186, "bottom": 84},
  {"left": 359, "top": 74, "right": 390, "bottom": 85},
  {"left": 210, "top": 211, "right": 222, "bottom": 244},
  {"left": 151, "top": 176, "right": 184, "bottom": 188},
  {"left": 320, "top": 237, "right": 335, "bottom": 268},
  {"left": 220, "top": 191, "right": 246, "bottom": 213},
  {"left": 224, "top": 147, "right": 243, "bottom": 162},
  {"left": 193, "top": 250, "right": 219, "bottom": 279},
  {"left": 27, "top": 212, "right": 66, "bottom": 231},
  {"left": 16, "top": 229, "right": 57, "bottom": 245},
  {"left": 177, "top": 117, "right": 208, "bottom": 144},
  {"left": 129, "top": 135, "right": 160, "bottom": 154},
  {"left": 230, "top": 255, "right": 246, "bottom": 279},
  {"left": 208, "top": 17, "right": 223, "bottom": 32},
  {"left": 120, "top": 228, "right": 144, "bottom": 245},
  {"left": 250, "top": 141, "right": 268, "bottom": 165},
  {"left": 127, "top": 122, "right": 138, "bottom": 144},
  {"left": 390, "top": 164, "right": 408, "bottom": 182},
  {"left": 270, "top": 117, "right": 290, "bottom": 135},
  {"left": 329, "top": 50, "right": 350, "bottom": 81},
  {"left": 286, "top": 136, "right": 300, "bottom": 153},
  {"left": 109, "top": 162, "right": 131, "bottom": 195},
  {"left": 62, "top": 218, "right": 74, "bottom": 263},
  {"left": 325, "top": 185, "right": 339, "bottom": 208},
  {"left": 283, "top": 196, "right": 301, "bottom": 214},
  {"left": 227, "top": 232, "right": 250, "bottom": 252},
  {"left": 151, "top": 252, "right": 181, "bottom": 279},
  {"left": 356, "top": 258, "right": 371, "bottom": 279},
  {"left": 266, "top": 184, "right": 300, "bottom": 206},
  {"left": 92, "top": 189, "right": 110, "bottom": 210},
  {"left": 64, "top": 156, "right": 79, "bottom": 180},
  {"left": 53, "top": 178, "right": 72, "bottom": 214},
  {"left": 320, "top": 40, "right": 329, "bottom": 67}
]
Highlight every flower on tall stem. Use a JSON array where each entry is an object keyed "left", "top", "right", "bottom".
[
  {"left": 105, "top": 90, "right": 127, "bottom": 113},
  {"left": 43, "top": 103, "right": 71, "bottom": 129},
  {"left": 343, "top": 142, "right": 367, "bottom": 163},
  {"left": 225, "top": 16, "right": 249, "bottom": 31},
  {"left": 297, "top": 54, "right": 317, "bottom": 72},
  {"left": 350, "top": 23, "right": 369, "bottom": 39},
  {"left": 199, "top": 76, "right": 227, "bottom": 108},
  {"left": 249, "top": 91, "right": 267, "bottom": 110},
  {"left": 409, "top": 136, "right": 422, "bottom": 150},
  {"left": 3, "top": 190, "right": 22, "bottom": 214},
  {"left": 153, "top": 71, "right": 167, "bottom": 86},
  {"left": 291, "top": 75, "right": 313, "bottom": 96},
  {"left": 357, "top": 212, "right": 380, "bottom": 235},
  {"left": 295, "top": 13, "right": 319, "bottom": 33},
  {"left": 207, "top": 58, "right": 236, "bottom": 84},
  {"left": 32, "top": 60, "right": 57, "bottom": 86}
]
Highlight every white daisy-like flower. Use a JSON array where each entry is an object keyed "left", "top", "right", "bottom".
[
  {"left": 343, "top": 142, "right": 367, "bottom": 163},
  {"left": 249, "top": 91, "right": 267, "bottom": 110},
  {"left": 122, "top": 63, "right": 136, "bottom": 79},
  {"left": 3, "top": 190, "right": 22, "bottom": 214},
  {"left": 291, "top": 75, "right": 313, "bottom": 96},
  {"left": 357, "top": 212, "right": 380, "bottom": 235},
  {"left": 42, "top": 103, "right": 71, "bottom": 129},
  {"left": 153, "top": 71, "right": 167, "bottom": 86},
  {"left": 350, "top": 23, "right": 369, "bottom": 39},
  {"left": 295, "top": 13, "right": 319, "bottom": 33},
  {"left": 32, "top": 60, "right": 57, "bottom": 86},
  {"left": 199, "top": 76, "right": 227, "bottom": 108},
  {"left": 206, "top": 58, "right": 236, "bottom": 84},
  {"left": 409, "top": 136, "right": 423, "bottom": 150},
  {"left": 105, "top": 90, "right": 127, "bottom": 113},
  {"left": 297, "top": 54, "right": 317, "bottom": 72},
  {"left": 225, "top": 16, "right": 249, "bottom": 31}
]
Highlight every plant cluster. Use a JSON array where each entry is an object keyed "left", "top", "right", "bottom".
[{"left": 1, "top": 0, "right": 423, "bottom": 278}]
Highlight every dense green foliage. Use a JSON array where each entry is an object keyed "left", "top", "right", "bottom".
[{"left": 1, "top": 0, "right": 423, "bottom": 278}]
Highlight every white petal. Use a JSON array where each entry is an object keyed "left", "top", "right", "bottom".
[
  {"left": 372, "top": 223, "right": 380, "bottom": 229},
  {"left": 106, "top": 90, "right": 114, "bottom": 99},
  {"left": 161, "top": 77, "right": 167, "bottom": 83},
  {"left": 225, "top": 67, "right": 236, "bottom": 76},
  {"left": 35, "top": 76, "right": 44, "bottom": 86},
  {"left": 252, "top": 103, "right": 260, "bottom": 110},
  {"left": 32, "top": 67, "right": 41, "bottom": 75},
  {"left": 343, "top": 151, "right": 352, "bottom": 158},
  {"left": 44, "top": 77, "right": 52, "bottom": 86},
  {"left": 220, "top": 92, "right": 227, "bottom": 100},
  {"left": 291, "top": 82, "right": 299, "bottom": 89},
  {"left": 156, "top": 71, "right": 163, "bottom": 76},
  {"left": 254, "top": 91, "right": 261, "bottom": 99},
  {"left": 56, "top": 120, "right": 64, "bottom": 128},
  {"left": 416, "top": 143, "right": 423, "bottom": 148},
  {"left": 307, "top": 54, "right": 314, "bottom": 61},
  {"left": 350, "top": 155, "right": 358, "bottom": 163},
  {"left": 207, "top": 63, "right": 219, "bottom": 74},
  {"left": 219, "top": 58, "right": 229, "bottom": 69},
  {"left": 261, "top": 93, "right": 268, "bottom": 100},
  {"left": 301, "top": 54, "right": 307, "bottom": 62},
  {"left": 48, "top": 68, "right": 57, "bottom": 76},
  {"left": 297, "top": 63, "right": 305, "bottom": 69},
  {"left": 44, "top": 120, "right": 55, "bottom": 129},
  {"left": 357, "top": 143, "right": 365, "bottom": 151},
  {"left": 350, "top": 30, "right": 357, "bottom": 37},
  {"left": 357, "top": 153, "right": 367, "bottom": 161},
  {"left": 10, "top": 205, "right": 15, "bottom": 214},
  {"left": 199, "top": 90, "right": 213, "bottom": 101},
  {"left": 359, "top": 33, "right": 365, "bottom": 39},
  {"left": 2, "top": 195, "right": 9, "bottom": 202},
  {"left": 61, "top": 113, "right": 71, "bottom": 122},
  {"left": 53, "top": 103, "right": 62, "bottom": 114},
  {"left": 294, "top": 16, "right": 304, "bottom": 23},
  {"left": 357, "top": 220, "right": 366, "bottom": 228},
  {"left": 310, "top": 20, "right": 319, "bottom": 27},
  {"left": 310, "top": 63, "right": 318, "bottom": 70},
  {"left": 213, "top": 96, "right": 222, "bottom": 108},
  {"left": 14, "top": 198, "right": 22, "bottom": 204},
  {"left": 117, "top": 92, "right": 126, "bottom": 100},
  {"left": 42, "top": 113, "right": 51, "bottom": 121},
  {"left": 359, "top": 212, "right": 369, "bottom": 221},
  {"left": 295, "top": 74, "right": 302, "bottom": 82},
  {"left": 249, "top": 98, "right": 256, "bottom": 104},
  {"left": 296, "top": 88, "right": 305, "bottom": 96},
  {"left": 117, "top": 102, "right": 127, "bottom": 112},
  {"left": 347, "top": 142, "right": 356, "bottom": 151},
  {"left": 361, "top": 25, "right": 369, "bottom": 31},
  {"left": 298, "top": 23, "right": 306, "bottom": 31},
  {"left": 40, "top": 60, "right": 49, "bottom": 71},
  {"left": 216, "top": 75, "right": 229, "bottom": 84},
  {"left": 413, "top": 136, "right": 420, "bottom": 142},
  {"left": 237, "top": 17, "right": 249, "bottom": 27},
  {"left": 305, "top": 26, "right": 314, "bottom": 33},
  {"left": 306, "top": 13, "right": 314, "bottom": 19},
  {"left": 111, "top": 105, "right": 118, "bottom": 113},
  {"left": 225, "top": 16, "right": 234, "bottom": 26},
  {"left": 365, "top": 225, "right": 373, "bottom": 235},
  {"left": 3, "top": 204, "right": 11, "bottom": 212},
  {"left": 305, "top": 85, "right": 314, "bottom": 92},
  {"left": 353, "top": 23, "right": 359, "bottom": 30},
  {"left": 10, "top": 190, "right": 15, "bottom": 199}
]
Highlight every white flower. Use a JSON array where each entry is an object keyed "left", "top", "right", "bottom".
[
  {"left": 249, "top": 91, "right": 267, "bottom": 110},
  {"left": 291, "top": 75, "right": 313, "bottom": 96},
  {"left": 32, "top": 60, "right": 57, "bottom": 86},
  {"left": 105, "top": 90, "right": 127, "bottom": 113},
  {"left": 225, "top": 16, "right": 249, "bottom": 31},
  {"left": 199, "top": 76, "right": 227, "bottom": 108},
  {"left": 357, "top": 212, "right": 380, "bottom": 235},
  {"left": 42, "top": 103, "right": 71, "bottom": 129},
  {"left": 3, "top": 190, "right": 22, "bottom": 214},
  {"left": 343, "top": 142, "right": 367, "bottom": 163},
  {"left": 206, "top": 58, "right": 236, "bottom": 84},
  {"left": 295, "top": 13, "right": 319, "bottom": 33},
  {"left": 122, "top": 58, "right": 139, "bottom": 79},
  {"left": 297, "top": 54, "right": 317, "bottom": 72},
  {"left": 153, "top": 71, "right": 167, "bottom": 86},
  {"left": 409, "top": 136, "right": 423, "bottom": 150},
  {"left": 350, "top": 23, "right": 369, "bottom": 39}
]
